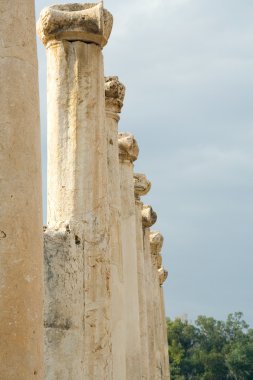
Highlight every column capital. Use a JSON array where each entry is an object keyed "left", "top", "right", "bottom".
[
  {"left": 142, "top": 205, "right": 157, "bottom": 228},
  {"left": 118, "top": 132, "right": 139, "bottom": 163},
  {"left": 105, "top": 76, "right": 125, "bottom": 114},
  {"left": 149, "top": 231, "right": 164, "bottom": 255},
  {"left": 134, "top": 173, "right": 151, "bottom": 200},
  {"left": 37, "top": 3, "right": 113, "bottom": 47},
  {"left": 158, "top": 268, "right": 168, "bottom": 286}
]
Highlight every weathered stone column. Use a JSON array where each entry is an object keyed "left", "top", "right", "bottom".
[
  {"left": 142, "top": 205, "right": 158, "bottom": 380},
  {"left": 0, "top": 1, "right": 44, "bottom": 379},
  {"left": 118, "top": 133, "right": 142, "bottom": 379},
  {"left": 158, "top": 267, "right": 170, "bottom": 380},
  {"left": 134, "top": 173, "right": 151, "bottom": 379},
  {"left": 105, "top": 76, "right": 126, "bottom": 380},
  {"left": 150, "top": 231, "right": 169, "bottom": 379},
  {"left": 37, "top": 4, "right": 113, "bottom": 379}
]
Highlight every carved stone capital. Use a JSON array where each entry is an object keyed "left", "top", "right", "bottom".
[
  {"left": 37, "top": 3, "right": 113, "bottom": 47},
  {"left": 158, "top": 268, "right": 168, "bottom": 286},
  {"left": 142, "top": 205, "right": 157, "bottom": 228},
  {"left": 134, "top": 173, "right": 151, "bottom": 200},
  {"left": 150, "top": 231, "right": 164, "bottom": 255},
  {"left": 105, "top": 76, "right": 125, "bottom": 114},
  {"left": 118, "top": 132, "right": 139, "bottom": 163}
]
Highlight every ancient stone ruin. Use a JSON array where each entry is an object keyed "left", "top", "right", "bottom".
[{"left": 0, "top": 1, "right": 169, "bottom": 379}]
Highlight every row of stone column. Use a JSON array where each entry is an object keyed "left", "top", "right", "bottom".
[
  {"left": 38, "top": 2, "right": 170, "bottom": 377},
  {"left": 0, "top": 2, "right": 169, "bottom": 379}
]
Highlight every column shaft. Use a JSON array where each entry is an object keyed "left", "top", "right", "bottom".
[
  {"left": 38, "top": 4, "right": 114, "bottom": 377},
  {"left": 105, "top": 77, "right": 126, "bottom": 380},
  {"left": 134, "top": 173, "right": 152, "bottom": 380},
  {"left": 47, "top": 41, "right": 106, "bottom": 226},
  {"left": 160, "top": 288, "right": 170, "bottom": 380},
  {"left": 45, "top": 40, "right": 112, "bottom": 379},
  {"left": 135, "top": 200, "right": 149, "bottom": 379},
  {"left": 118, "top": 133, "right": 141, "bottom": 379},
  {"left": 150, "top": 231, "right": 170, "bottom": 380},
  {"left": 152, "top": 255, "right": 165, "bottom": 378},
  {"left": 143, "top": 228, "right": 157, "bottom": 379},
  {"left": 0, "top": 1, "right": 44, "bottom": 379}
]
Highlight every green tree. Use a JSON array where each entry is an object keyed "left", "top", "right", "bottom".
[{"left": 167, "top": 313, "right": 253, "bottom": 380}]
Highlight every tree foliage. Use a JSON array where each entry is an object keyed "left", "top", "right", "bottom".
[{"left": 167, "top": 312, "right": 253, "bottom": 380}]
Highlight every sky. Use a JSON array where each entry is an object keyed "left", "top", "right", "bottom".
[{"left": 35, "top": 0, "right": 253, "bottom": 325}]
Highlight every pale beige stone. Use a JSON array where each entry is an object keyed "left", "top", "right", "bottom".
[
  {"left": 150, "top": 231, "right": 165, "bottom": 380},
  {"left": 159, "top": 286, "right": 170, "bottom": 380},
  {"left": 150, "top": 231, "right": 169, "bottom": 380},
  {"left": 43, "top": 227, "right": 84, "bottom": 379},
  {"left": 105, "top": 76, "right": 126, "bottom": 380},
  {"left": 157, "top": 254, "right": 163, "bottom": 270},
  {"left": 150, "top": 231, "right": 164, "bottom": 257},
  {"left": 134, "top": 173, "right": 152, "bottom": 379},
  {"left": 105, "top": 75, "right": 125, "bottom": 113},
  {"left": 118, "top": 132, "right": 139, "bottom": 162},
  {"left": 0, "top": 1, "right": 44, "bottom": 379},
  {"left": 142, "top": 205, "right": 157, "bottom": 228},
  {"left": 143, "top": 227, "right": 157, "bottom": 380},
  {"left": 134, "top": 173, "right": 151, "bottom": 200},
  {"left": 118, "top": 133, "right": 142, "bottom": 379},
  {"left": 37, "top": 4, "right": 113, "bottom": 379},
  {"left": 141, "top": 205, "right": 157, "bottom": 379},
  {"left": 37, "top": 3, "right": 113, "bottom": 47},
  {"left": 158, "top": 266, "right": 170, "bottom": 380},
  {"left": 158, "top": 268, "right": 169, "bottom": 286}
]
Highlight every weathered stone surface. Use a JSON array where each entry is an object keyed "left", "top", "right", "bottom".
[
  {"left": 44, "top": 227, "right": 84, "bottom": 379},
  {"left": 149, "top": 231, "right": 169, "bottom": 379},
  {"left": 143, "top": 228, "right": 157, "bottom": 380},
  {"left": 158, "top": 268, "right": 168, "bottom": 286},
  {"left": 0, "top": 1, "right": 44, "bottom": 379},
  {"left": 38, "top": 6, "right": 113, "bottom": 377},
  {"left": 105, "top": 76, "right": 125, "bottom": 114},
  {"left": 150, "top": 230, "right": 169, "bottom": 379},
  {"left": 134, "top": 174, "right": 151, "bottom": 379},
  {"left": 118, "top": 132, "right": 139, "bottom": 162},
  {"left": 150, "top": 231, "right": 164, "bottom": 256},
  {"left": 150, "top": 231, "right": 164, "bottom": 270},
  {"left": 119, "top": 132, "right": 141, "bottom": 379},
  {"left": 142, "top": 205, "right": 157, "bottom": 228},
  {"left": 37, "top": 3, "right": 113, "bottom": 47},
  {"left": 157, "top": 254, "right": 163, "bottom": 270},
  {"left": 160, "top": 288, "right": 170, "bottom": 380},
  {"left": 105, "top": 76, "right": 126, "bottom": 380},
  {"left": 134, "top": 173, "right": 151, "bottom": 200}
]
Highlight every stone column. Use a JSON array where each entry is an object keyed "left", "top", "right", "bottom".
[
  {"left": 0, "top": 1, "right": 44, "bottom": 379},
  {"left": 118, "top": 133, "right": 142, "bottom": 379},
  {"left": 134, "top": 173, "right": 151, "bottom": 379},
  {"left": 150, "top": 231, "right": 169, "bottom": 379},
  {"left": 105, "top": 76, "right": 126, "bottom": 380},
  {"left": 37, "top": 4, "right": 113, "bottom": 379},
  {"left": 158, "top": 268, "right": 170, "bottom": 380},
  {"left": 142, "top": 205, "right": 157, "bottom": 380}
]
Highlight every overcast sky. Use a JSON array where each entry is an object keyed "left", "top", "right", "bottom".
[{"left": 36, "top": 0, "right": 253, "bottom": 325}]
